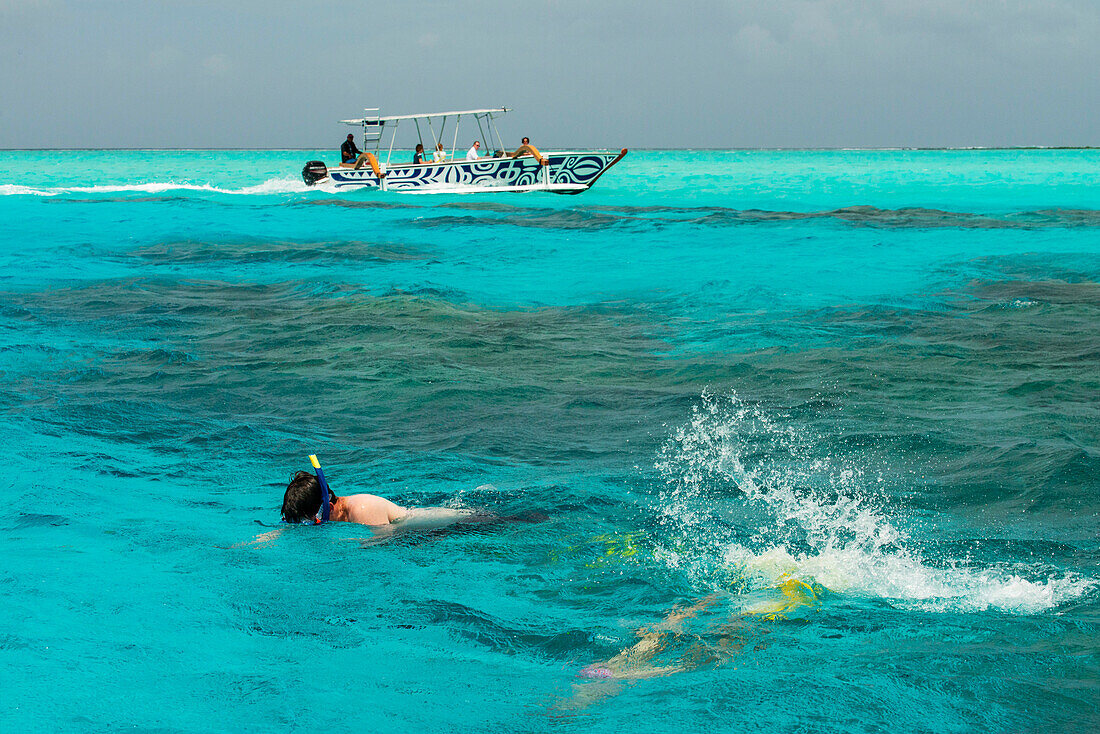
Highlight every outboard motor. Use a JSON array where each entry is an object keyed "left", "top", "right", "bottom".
[{"left": 301, "top": 160, "right": 328, "bottom": 186}]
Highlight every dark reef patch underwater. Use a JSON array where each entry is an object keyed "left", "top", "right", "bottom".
[{"left": 1, "top": 149, "right": 1098, "bottom": 732}]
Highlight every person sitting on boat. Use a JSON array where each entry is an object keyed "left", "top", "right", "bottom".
[
  {"left": 339, "top": 133, "right": 385, "bottom": 177},
  {"left": 509, "top": 136, "right": 549, "bottom": 165},
  {"left": 466, "top": 140, "right": 481, "bottom": 160},
  {"left": 413, "top": 143, "right": 428, "bottom": 164},
  {"left": 433, "top": 143, "right": 448, "bottom": 163}
]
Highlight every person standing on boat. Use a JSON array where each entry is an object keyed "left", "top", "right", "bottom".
[
  {"left": 509, "top": 136, "right": 548, "bottom": 165},
  {"left": 340, "top": 133, "right": 385, "bottom": 177},
  {"left": 466, "top": 141, "right": 481, "bottom": 160}
]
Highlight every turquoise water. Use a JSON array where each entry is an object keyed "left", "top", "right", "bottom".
[{"left": 1, "top": 149, "right": 1098, "bottom": 731}]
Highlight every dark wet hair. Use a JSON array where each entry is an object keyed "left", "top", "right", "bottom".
[
  {"left": 281, "top": 471, "right": 337, "bottom": 523},
  {"left": 522, "top": 137, "right": 529, "bottom": 144}
]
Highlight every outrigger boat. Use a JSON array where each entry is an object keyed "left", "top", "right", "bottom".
[{"left": 301, "top": 107, "right": 627, "bottom": 194}]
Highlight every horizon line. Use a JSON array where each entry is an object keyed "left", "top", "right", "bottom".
[{"left": 1, "top": 146, "right": 1098, "bottom": 152}]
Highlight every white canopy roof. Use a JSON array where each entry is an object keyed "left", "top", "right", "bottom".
[{"left": 340, "top": 108, "right": 509, "bottom": 125}]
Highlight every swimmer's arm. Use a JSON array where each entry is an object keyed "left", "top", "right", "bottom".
[
  {"left": 603, "top": 664, "right": 685, "bottom": 681},
  {"left": 653, "top": 593, "right": 719, "bottom": 632},
  {"left": 384, "top": 497, "right": 409, "bottom": 523},
  {"left": 229, "top": 527, "right": 286, "bottom": 548}
]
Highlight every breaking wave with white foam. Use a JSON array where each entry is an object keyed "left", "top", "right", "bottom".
[{"left": 655, "top": 390, "right": 1094, "bottom": 614}]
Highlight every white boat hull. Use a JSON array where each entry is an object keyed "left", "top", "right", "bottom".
[{"left": 314, "top": 150, "right": 627, "bottom": 194}]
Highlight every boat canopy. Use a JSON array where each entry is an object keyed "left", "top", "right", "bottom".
[
  {"left": 339, "top": 108, "right": 508, "bottom": 125},
  {"left": 338, "top": 107, "right": 513, "bottom": 166}
]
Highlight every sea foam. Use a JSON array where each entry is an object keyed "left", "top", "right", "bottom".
[
  {"left": 655, "top": 390, "right": 1095, "bottom": 614},
  {"left": 0, "top": 177, "right": 326, "bottom": 197}
]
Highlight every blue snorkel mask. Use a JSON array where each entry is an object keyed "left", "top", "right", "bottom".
[{"left": 309, "top": 454, "right": 332, "bottom": 524}]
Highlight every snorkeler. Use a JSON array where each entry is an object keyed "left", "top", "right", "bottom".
[
  {"left": 282, "top": 469, "right": 410, "bottom": 525},
  {"left": 281, "top": 456, "right": 476, "bottom": 529},
  {"left": 221, "top": 455, "right": 548, "bottom": 551}
]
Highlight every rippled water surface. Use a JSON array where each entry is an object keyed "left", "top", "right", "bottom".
[{"left": 1, "top": 150, "right": 1098, "bottom": 732}]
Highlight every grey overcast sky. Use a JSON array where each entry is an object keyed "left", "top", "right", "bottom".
[{"left": 1, "top": 0, "right": 1098, "bottom": 148}]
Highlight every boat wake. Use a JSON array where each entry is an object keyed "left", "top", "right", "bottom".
[
  {"left": 654, "top": 390, "right": 1094, "bottom": 614},
  {"left": 0, "top": 177, "right": 334, "bottom": 197}
]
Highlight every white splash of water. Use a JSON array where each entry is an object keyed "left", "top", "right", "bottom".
[
  {"left": 655, "top": 390, "right": 1093, "bottom": 614},
  {"left": 0, "top": 177, "right": 326, "bottom": 196},
  {"left": 0, "top": 184, "right": 58, "bottom": 196}
]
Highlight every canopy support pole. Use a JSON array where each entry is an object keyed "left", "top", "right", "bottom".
[
  {"left": 474, "top": 114, "right": 489, "bottom": 155},
  {"left": 426, "top": 117, "right": 439, "bottom": 150},
  {"left": 386, "top": 120, "right": 399, "bottom": 169},
  {"left": 489, "top": 113, "right": 506, "bottom": 155}
]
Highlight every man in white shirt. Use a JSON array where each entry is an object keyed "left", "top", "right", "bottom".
[{"left": 466, "top": 141, "right": 481, "bottom": 160}]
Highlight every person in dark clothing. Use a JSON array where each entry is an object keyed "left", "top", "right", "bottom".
[
  {"left": 339, "top": 133, "right": 385, "bottom": 177},
  {"left": 413, "top": 143, "right": 427, "bottom": 164},
  {"left": 341, "top": 133, "right": 360, "bottom": 163}
]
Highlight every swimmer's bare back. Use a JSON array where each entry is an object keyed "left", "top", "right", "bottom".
[{"left": 332, "top": 493, "right": 409, "bottom": 526}]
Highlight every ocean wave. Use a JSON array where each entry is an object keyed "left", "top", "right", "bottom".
[{"left": 654, "top": 390, "right": 1095, "bottom": 615}]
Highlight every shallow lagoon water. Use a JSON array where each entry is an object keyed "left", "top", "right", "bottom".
[{"left": 1, "top": 150, "right": 1099, "bottom": 732}]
